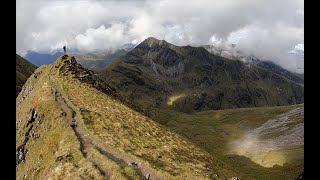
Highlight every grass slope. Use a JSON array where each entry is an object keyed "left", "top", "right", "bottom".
[
  {"left": 16, "top": 65, "right": 103, "bottom": 179},
  {"left": 57, "top": 55, "right": 244, "bottom": 179},
  {"left": 17, "top": 55, "right": 245, "bottom": 179},
  {"left": 148, "top": 104, "right": 304, "bottom": 179}
]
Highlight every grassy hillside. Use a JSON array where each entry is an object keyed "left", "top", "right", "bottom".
[
  {"left": 16, "top": 65, "right": 103, "bottom": 179},
  {"left": 148, "top": 104, "right": 304, "bottom": 179},
  {"left": 16, "top": 54, "right": 37, "bottom": 97},
  {"left": 16, "top": 55, "right": 245, "bottom": 179},
  {"left": 16, "top": 54, "right": 303, "bottom": 179}
]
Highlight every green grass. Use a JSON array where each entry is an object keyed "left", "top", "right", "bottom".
[
  {"left": 16, "top": 64, "right": 103, "bottom": 179},
  {"left": 148, "top": 104, "right": 304, "bottom": 179},
  {"left": 59, "top": 57, "right": 247, "bottom": 179}
]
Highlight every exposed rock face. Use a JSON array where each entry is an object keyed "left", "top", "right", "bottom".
[
  {"left": 98, "top": 37, "right": 304, "bottom": 113},
  {"left": 16, "top": 108, "right": 41, "bottom": 165}
]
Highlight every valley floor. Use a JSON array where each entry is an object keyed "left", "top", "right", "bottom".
[{"left": 150, "top": 104, "right": 304, "bottom": 179}]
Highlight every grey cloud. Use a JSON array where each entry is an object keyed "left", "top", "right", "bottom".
[{"left": 16, "top": 0, "right": 303, "bottom": 72}]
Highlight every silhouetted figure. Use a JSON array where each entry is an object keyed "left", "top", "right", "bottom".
[{"left": 63, "top": 46, "right": 66, "bottom": 53}]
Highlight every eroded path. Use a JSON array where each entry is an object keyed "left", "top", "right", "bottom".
[{"left": 49, "top": 66, "right": 161, "bottom": 180}]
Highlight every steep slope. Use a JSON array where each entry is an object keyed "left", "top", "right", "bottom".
[
  {"left": 16, "top": 54, "right": 37, "bottom": 97},
  {"left": 16, "top": 54, "right": 244, "bottom": 179},
  {"left": 97, "top": 37, "right": 304, "bottom": 113}
]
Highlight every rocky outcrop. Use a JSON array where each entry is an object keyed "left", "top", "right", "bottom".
[{"left": 16, "top": 108, "right": 41, "bottom": 165}]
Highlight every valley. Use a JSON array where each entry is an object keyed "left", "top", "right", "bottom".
[
  {"left": 16, "top": 38, "right": 304, "bottom": 180},
  {"left": 149, "top": 104, "right": 304, "bottom": 179},
  {"left": 17, "top": 55, "right": 246, "bottom": 179}
]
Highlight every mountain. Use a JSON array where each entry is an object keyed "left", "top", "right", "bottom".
[
  {"left": 25, "top": 51, "right": 63, "bottom": 66},
  {"left": 70, "top": 48, "right": 132, "bottom": 69},
  {"left": 16, "top": 54, "right": 37, "bottom": 97},
  {"left": 203, "top": 45, "right": 304, "bottom": 84},
  {"left": 97, "top": 37, "right": 304, "bottom": 113},
  {"left": 16, "top": 54, "right": 243, "bottom": 179}
]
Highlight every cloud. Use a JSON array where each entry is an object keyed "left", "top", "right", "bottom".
[{"left": 16, "top": 0, "right": 303, "bottom": 72}]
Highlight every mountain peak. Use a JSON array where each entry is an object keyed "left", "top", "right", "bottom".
[{"left": 140, "top": 37, "right": 170, "bottom": 47}]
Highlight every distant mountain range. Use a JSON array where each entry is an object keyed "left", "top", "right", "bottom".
[
  {"left": 97, "top": 37, "right": 304, "bottom": 113},
  {"left": 23, "top": 43, "right": 136, "bottom": 69},
  {"left": 24, "top": 51, "right": 63, "bottom": 67},
  {"left": 203, "top": 45, "right": 304, "bottom": 84},
  {"left": 70, "top": 48, "right": 133, "bottom": 69}
]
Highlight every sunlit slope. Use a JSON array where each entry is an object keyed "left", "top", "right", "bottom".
[
  {"left": 150, "top": 104, "right": 304, "bottom": 179},
  {"left": 16, "top": 65, "right": 103, "bottom": 179},
  {"left": 55, "top": 55, "right": 244, "bottom": 179},
  {"left": 17, "top": 55, "right": 244, "bottom": 179}
]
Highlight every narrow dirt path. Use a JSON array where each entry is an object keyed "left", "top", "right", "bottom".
[{"left": 49, "top": 65, "right": 162, "bottom": 180}]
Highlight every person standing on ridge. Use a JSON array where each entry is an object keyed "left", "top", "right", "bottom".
[{"left": 63, "top": 46, "right": 66, "bottom": 53}]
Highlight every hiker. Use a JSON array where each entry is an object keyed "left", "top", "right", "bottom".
[{"left": 63, "top": 46, "right": 66, "bottom": 53}]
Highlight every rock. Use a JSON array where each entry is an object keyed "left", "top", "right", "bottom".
[
  {"left": 130, "top": 162, "right": 138, "bottom": 167},
  {"left": 62, "top": 54, "right": 68, "bottom": 59},
  {"left": 231, "top": 177, "right": 239, "bottom": 180},
  {"left": 80, "top": 107, "right": 87, "bottom": 112},
  {"left": 295, "top": 170, "right": 304, "bottom": 180},
  {"left": 33, "top": 110, "right": 38, "bottom": 119},
  {"left": 70, "top": 57, "right": 77, "bottom": 65},
  {"left": 71, "top": 121, "right": 77, "bottom": 127},
  {"left": 33, "top": 133, "right": 40, "bottom": 139},
  {"left": 56, "top": 153, "right": 73, "bottom": 162},
  {"left": 28, "top": 109, "right": 35, "bottom": 123},
  {"left": 145, "top": 174, "right": 150, "bottom": 180},
  {"left": 19, "top": 154, "right": 23, "bottom": 161}
]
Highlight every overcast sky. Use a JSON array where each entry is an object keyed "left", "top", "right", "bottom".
[{"left": 16, "top": 0, "right": 304, "bottom": 73}]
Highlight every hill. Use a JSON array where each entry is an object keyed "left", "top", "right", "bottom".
[
  {"left": 16, "top": 54, "right": 243, "bottom": 179},
  {"left": 97, "top": 37, "right": 304, "bottom": 113},
  {"left": 16, "top": 54, "right": 37, "bottom": 97}
]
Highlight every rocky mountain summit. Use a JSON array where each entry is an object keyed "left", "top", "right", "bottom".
[{"left": 97, "top": 37, "right": 304, "bottom": 113}]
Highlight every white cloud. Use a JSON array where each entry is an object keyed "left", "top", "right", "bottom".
[{"left": 16, "top": 0, "right": 304, "bottom": 72}]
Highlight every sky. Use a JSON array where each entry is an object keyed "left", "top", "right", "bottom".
[{"left": 16, "top": 0, "right": 304, "bottom": 73}]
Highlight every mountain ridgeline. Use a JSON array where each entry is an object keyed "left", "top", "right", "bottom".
[
  {"left": 25, "top": 51, "right": 64, "bottom": 66},
  {"left": 97, "top": 37, "right": 304, "bottom": 113},
  {"left": 202, "top": 45, "right": 304, "bottom": 85},
  {"left": 16, "top": 54, "right": 244, "bottom": 179}
]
